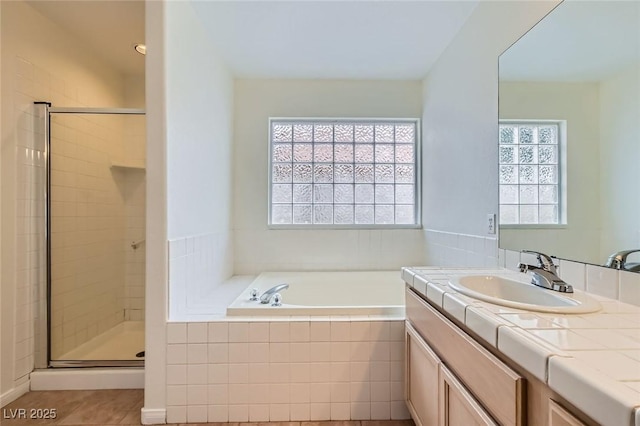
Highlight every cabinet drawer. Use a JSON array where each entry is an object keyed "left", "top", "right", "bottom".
[
  {"left": 406, "top": 288, "right": 524, "bottom": 426},
  {"left": 549, "top": 400, "right": 587, "bottom": 426}
]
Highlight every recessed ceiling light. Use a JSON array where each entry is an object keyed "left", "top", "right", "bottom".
[{"left": 134, "top": 44, "right": 146, "bottom": 55}]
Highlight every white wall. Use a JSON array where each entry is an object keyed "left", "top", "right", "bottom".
[
  {"left": 165, "top": 0, "right": 235, "bottom": 316},
  {"left": 165, "top": 4, "right": 234, "bottom": 241},
  {"left": 233, "top": 79, "right": 425, "bottom": 273},
  {"left": 421, "top": 1, "right": 559, "bottom": 243},
  {"left": 499, "top": 82, "right": 601, "bottom": 263},
  {"left": 599, "top": 63, "right": 640, "bottom": 260},
  {"left": 0, "top": 0, "right": 130, "bottom": 402},
  {"left": 145, "top": 0, "right": 235, "bottom": 420}
]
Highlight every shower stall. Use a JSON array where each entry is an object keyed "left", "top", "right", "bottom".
[{"left": 34, "top": 103, "right": 146, "bottom": 368}]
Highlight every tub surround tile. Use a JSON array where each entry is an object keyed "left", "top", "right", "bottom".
[
  {"left": 229, "top": 323, "right": 249, "bottom": 342},
  {"left": 167, "top": 323, "right": 187, "bottom": 344},
  {"left": 208, "top": 323, "right": 228, "bottom": 342},
  {"left": 187, "top": 323, "right": 208, "bottom": 343},
  {"left": 310, "top": 322, "right": 331, "bottom": 341}
]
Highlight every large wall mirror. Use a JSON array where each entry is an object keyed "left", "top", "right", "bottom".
[{"left": 498, "top": 1, "right": 640, "bottom": 271}]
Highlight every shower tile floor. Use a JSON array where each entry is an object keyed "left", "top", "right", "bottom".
[{"left": 1, "top": 390, "right": 415, "bottom": 426}]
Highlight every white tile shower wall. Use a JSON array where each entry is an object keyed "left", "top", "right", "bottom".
[
  {"left": 123, "top": 117, "right": 146, "bottom": 321},
  {"left": 168, "top": 233, "right": 234, "bottom": 319},
  {"left": 9, "top": 57, "right": 130, "bottom": 361},
  {"left": 423, "top": 229, "right": 498, "bottom": 268},
  {"left": 14, "top": 104, "right": 46, "bottom": 380},
  {"left": 499, "top": 249, "right": 640, "bottom": 306},
  {"left": 164, "top": 320, "right": 409, "bottom": 424}
]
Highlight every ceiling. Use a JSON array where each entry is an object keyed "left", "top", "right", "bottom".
[
  {"left": 26, "top": 0, "right": 480, "bottom": 80},
  {"left": 27, "top": 0, "right": 145, "bottom": 76},
  {"left": 500, "top": 1, "right": 640, "bottom": 82},
  {"left": 190, "top": 1, "right": 479, "bottom": 80}
]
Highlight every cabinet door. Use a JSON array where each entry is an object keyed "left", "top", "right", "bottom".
[
  {"left": 406, "top": 321, "right": 440, "bottom": 426},
  {"left": 549, "top": 400, "right": 587, "bottom": 426},
  {"left": 440, "top": 365, "right": 498, "bottom": 426}
]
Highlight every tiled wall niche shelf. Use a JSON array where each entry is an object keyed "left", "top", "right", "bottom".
[{"left": 110, "top": 161, "right": 146, "bottom": 171}]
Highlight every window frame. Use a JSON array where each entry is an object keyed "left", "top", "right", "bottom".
[
  {"left": 498, "top": 119, "right": 568, "bottom": 228},
  {"left": 267, "top": 117, "right": 422, "bottom": 230}
]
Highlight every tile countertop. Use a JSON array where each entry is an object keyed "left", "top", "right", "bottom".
[{"left": 401, "top": 266, "right": 640, "bottom": 426}]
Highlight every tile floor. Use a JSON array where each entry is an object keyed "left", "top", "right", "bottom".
[{"left": 1, "top": 390, "right": 416, "bottom": 426}]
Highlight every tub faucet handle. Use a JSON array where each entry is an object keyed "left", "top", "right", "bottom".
[
  {"left": 271, "top": 293, "right": 282, "bottom": 307},
  {"left": 249, "top": 288, "right": 259, "bottom": 301}
]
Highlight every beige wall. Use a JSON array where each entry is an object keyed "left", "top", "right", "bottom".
[
  {"left": 233, "top": 79, "right": 425, "bottom": 274},
  {"left": 499, "top": 81, "right": 601, "bottom": 263},
  {"left": 599, "top": 63, "right": 640, "bottom": 260}
]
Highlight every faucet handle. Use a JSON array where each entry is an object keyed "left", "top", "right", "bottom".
[
  {"left": 249, "top": 288, "right": 259, "bottom": 301},
  {"left": 521, "top": 250, "right": 557, "bottom": 274},
  {"left": 271, "top": 293, "right": 282, "bottom": 307}
]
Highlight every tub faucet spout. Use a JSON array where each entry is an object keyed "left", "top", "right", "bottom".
[{"left": 260, "top": 283, "right": 289, "bottom": 304}]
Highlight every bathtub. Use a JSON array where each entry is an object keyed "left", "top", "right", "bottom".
[{"left": 226, "top": 271, "right": 405, "bottom": 316}]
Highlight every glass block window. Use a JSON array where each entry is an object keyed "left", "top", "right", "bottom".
[
  {"left": 499, "top": 121, "right": 562, "bottom": 225},
  {"left": 269, "top": 119, "right": 420, "bottom": 227}
]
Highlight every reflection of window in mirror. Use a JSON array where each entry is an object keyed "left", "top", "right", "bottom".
[{"left": 498, "top": 121, "right": 566, "bottom": 226}]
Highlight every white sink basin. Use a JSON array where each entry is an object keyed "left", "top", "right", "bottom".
[{"left": 448, "top": 274, "right": 601, "bottom": 314}]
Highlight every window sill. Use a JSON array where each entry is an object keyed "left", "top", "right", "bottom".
[{"left": 268, "top": 224, "right": 423, "bottom": 230}]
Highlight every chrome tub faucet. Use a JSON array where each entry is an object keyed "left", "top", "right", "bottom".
[
  {"left": 260, "top": 283, "right": 289, "bottom": 304},
  {"left": 518, "top": 250, "right": 573, "bottom": 293}
]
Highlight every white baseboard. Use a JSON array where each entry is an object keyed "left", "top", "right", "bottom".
[
  {"left": 0, "top": 380, "right": 30, "bottom": 407},
  {"left": 141, "top": 408, "right": 166, "bottom": 425},
  {"left": 30, "top": 368, "right": 143, "bottom": 390}
]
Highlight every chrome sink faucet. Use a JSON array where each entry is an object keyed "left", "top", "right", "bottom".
[
  {"left": 260, "top": 283, "right": 289, "bottom": 304},
  {"left": 518, "top": 250, "right": 573, "bottom": 293},
  {"left": 604, "top": 249, "right": 640, "bottom": 272}
]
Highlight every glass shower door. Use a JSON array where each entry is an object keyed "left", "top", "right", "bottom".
[{"left": 47, "top": 109, "right": 145, "bottom": 366}]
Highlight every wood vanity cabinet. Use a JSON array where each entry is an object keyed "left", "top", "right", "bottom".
[
  {"left": 405, "top": 322, "right": 440, "bottom": 426},
  {"left": 405, "top": 288, "right": 523, "bottom": 426},
  {"left": 405, "top": 287, "right": 598, "bottom": 426},
  {"left": 439, "top": 364, "right": 498, "bottom": 426}
]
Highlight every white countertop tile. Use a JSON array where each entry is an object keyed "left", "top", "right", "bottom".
[
  {"left": 620, "top": 350, "right": 640, "bottom": 362},
  {"left": 534, "top": 314, "right": 599, "bottom": 328},
  {"left": 566, "top": 350, "right": 640, "bottom": 381},
  {"left": 571, "top": 329, "right": 640, "bottom": 350},
  {"left": 578, "top": 313, "right": 640, "bottom": 329},
  {"left": 497, "top": 313, "right": 561, "bottom": 329},
  {"left": 425, "top": 280, "right": 449, "bottom": 308},
  {"left": 549, "top": 356, "right": 639, "bottom": 426},
  {"left": 497, "top": 326, "right": 566, "bottom": 382},
  {"left": 442, "top": 292, "right": 476, "bottom": 324},
  {"left": 527, "top": 329, "right": 607, "bottom": 351},
  {"left": 466, "top": 306, "right": 513, "bottom": 346}
]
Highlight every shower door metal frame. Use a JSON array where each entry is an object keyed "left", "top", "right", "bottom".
[{"left": 36, "top": 104, "right": 146, "bottom": 369}]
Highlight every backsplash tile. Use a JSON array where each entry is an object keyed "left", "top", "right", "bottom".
[{"left": 586, "top": 264, "right": 619, "bottom": 300}]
